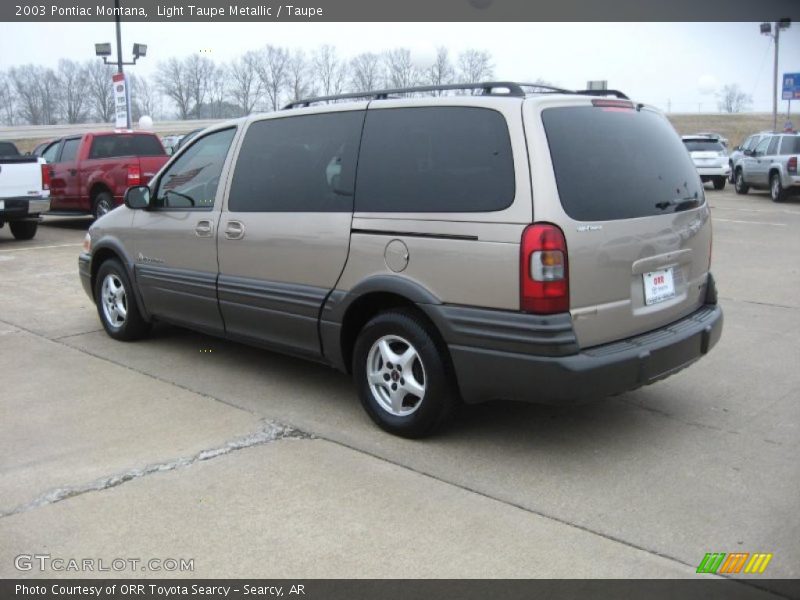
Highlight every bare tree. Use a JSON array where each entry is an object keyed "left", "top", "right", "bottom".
[
  {"left": 206, "top": 66, "right": 229, "bottom": 118},
  {"left": 185, "top": 55, "right": 216, "bottom": 118},
  {"left": 383, "top": 48, "right": 419, "bottom": 89},
  {"left": 424, "top": 47, "right": 455, "bottom": 91},
  {"left": 156, "top": 57, "right": 192, "bottom": 120},
  {"left": 57, "top": 59, "right": 89, "bottom": 124},
  {"left": 256, "top": 45, "right": 290, "bottom": 111},
  {"left": 286, "top": 50, "right": 314, "bottom": 103},
  {"left": 85, "top": 60, "right": 115, "bottom": 123},
  {"left": 350, "top": 52, "right": 382, "bottom": 92},
  {"left": 0, "top": 71, "right": 15, "bottom": 125},
  {"left": 717, "top": 84, "right": 752, "bottom": 113},
  {"left": 457, "top": 49, "right": 494, "bottom": 84},
  {"left": 229, "top": 51, "right": 263, "bottom": 116},
  {"left": 130, "top": 73, "right": 160, "bottom": 120},
  {"left": 312, "top": 45, "right": 347, "bottom": 97},
  {"left": 9, "top": 65, "right": 59, "bottom": 125}
]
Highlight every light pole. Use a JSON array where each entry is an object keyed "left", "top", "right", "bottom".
[
  {"left": 94, "top": 0, "right": 147, "bottom": 128},
  {"left": 761, "top": 19, "right": 791, "bottom": 132}
]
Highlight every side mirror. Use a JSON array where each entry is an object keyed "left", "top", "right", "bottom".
[{"left": 124, "top": 185, "right": 151, "bottom": 209}]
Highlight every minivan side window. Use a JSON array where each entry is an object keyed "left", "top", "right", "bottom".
[
  {"left": 355, "top": 107, "right": 515, "bottom": 213},
  {"left": 766, "top": 137, "right": 780, "bottom": 156},
  {"left": 227, "top": 111, "right": 365, "bottom": 212},
  {"left": 59, "top": 138, "right": 81, "bottom": 162},
  {"left": 153, "top": 128, "right": 236, "bottom": 210},
  {"left": 779, "top": 136, "right": 800, "bottom": 155}
]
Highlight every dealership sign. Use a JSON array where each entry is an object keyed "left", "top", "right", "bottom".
[
  {"left": 782, "top": 73, "right": 800, "bottom": 100},
  {"left": 112, "top": 72, "right": 131, "bottom": 128}
]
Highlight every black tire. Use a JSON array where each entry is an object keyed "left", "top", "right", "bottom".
[
  {"left": 734, "top": 169, "right": 749, "bottom": 195},
  {"left": 770, "top": 172, "right": 787, "bottom": 203},
  {"left": 712, "top": 177, "right": 726, "bottom": 191},
  {"left": 9, "top": 220, "right": 38, "bottom": 240},
  {"left": 92, "top": 191, "right": 114, "bottom": 220},
  {"left": 94, "top": 258, "right": 150, "bottom": 341},
  {"left": 352, "top": 310, "right": 457, "bottom": 438},
  {"left": 728, "top": 163, "right": 735, "bottom": 183}
]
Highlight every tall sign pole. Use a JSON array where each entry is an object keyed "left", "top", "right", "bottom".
[
  {"left": 772, "top": 25, "right": 780, "bottom": 133},
  {"left": 114, "top": 0, "right": 131, "bottom": 129}
]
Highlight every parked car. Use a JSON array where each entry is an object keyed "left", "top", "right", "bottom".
[
  {"left": 733, "top": 132, "right": 800, "bottom": 202},
  {"left": 161, "top": 135, "right": 184, "bottom": 155},
  {"left": 173, "top": 128, "right": 202, "bottom": 153},
  {"left": 39, "top": 131, "right": 168, "bottom": 219},
  {"left": 0, "top": 140, "right": 51, "bottom": 240},
  {"left": 682, "top": 135, "right": 729, "bottom": 189},
  {"left": 728, "top": 131, "right": 771, "bottom": 183},
  {"left": 79, "top": 82, "right": 722, "bottom": 438}
]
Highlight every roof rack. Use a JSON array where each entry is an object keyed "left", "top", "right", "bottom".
[{"left": 282, "top": 81, "right": 619, "bottom": 109}]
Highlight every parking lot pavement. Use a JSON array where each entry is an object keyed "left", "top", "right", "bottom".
[{"left": 0, "top": 193, "right": 798, "bottom": 586}]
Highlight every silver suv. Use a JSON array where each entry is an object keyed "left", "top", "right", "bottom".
[
  {"left": 733, "top": 132, "right": 800, "bottom": 202},
  {"left": 78, "top": 82, "right": 723, "bottom": 438}
]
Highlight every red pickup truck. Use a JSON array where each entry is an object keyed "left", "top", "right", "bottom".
[{"left": 40, "top": 131, "right": 168, "bottom": 219}]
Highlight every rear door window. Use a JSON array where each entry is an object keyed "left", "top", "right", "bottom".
[
  {"left": 766, "top": 137, "right": 780, "bottom": 156},
  {"left": 228, "top": 111, "right": 365, "bottom": 212},
  {"left": 542, "top": 105, "right": 703, "bottom": 221},
  {"left": 355, "top": 107, "right": 515, "bottom": 213},
  {"left": 779, "top": 136, "right": 800, "bottom": 155},
  {"left": 59, "top": 138, "right": 81, "bottom": 162}
]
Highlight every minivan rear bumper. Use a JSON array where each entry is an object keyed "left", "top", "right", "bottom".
[{"left": 437, "top": 301, "right": 722, "bottom": 405}]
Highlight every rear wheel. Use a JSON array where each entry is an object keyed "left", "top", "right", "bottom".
[
  {"left": 9, "top": 220, "right": 38, "bottom": 240},
  {"left": 770, "top": 173, "right": 787, "bottom": 203},
  {"left": 94, "top": 259, "right": 150, "bottom": 341},
  {"left": 734, "top": 169, "right": 749, "bottom": 194},
  {"left": 92, "top": 191, "right": 114, "bottom": 220},
  {"left": 712, "top": 177, "right": 726, "bottom": 190},
  {"left": 352, "top": 310, "right": 457, "bottom": 438}
]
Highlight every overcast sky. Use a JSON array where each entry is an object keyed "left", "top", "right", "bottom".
[{"left": 1, "top": 22, "right": 798, "bottom": 113}]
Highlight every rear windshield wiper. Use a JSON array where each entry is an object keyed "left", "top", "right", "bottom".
[{"left": 655, "top": 196, "right": 700, "bottom": 212}]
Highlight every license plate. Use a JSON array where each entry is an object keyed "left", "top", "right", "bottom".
[{"left": 643, "top": 268, "right": 676, "bottom": 306}]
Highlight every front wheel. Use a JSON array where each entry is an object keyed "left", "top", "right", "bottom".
[
  {"left": 734, "top": 170, "right": 749, "bottom": 195},
  {"left": 94, "top": 259, "right": 150, "bottom": 341},
  {"left": 352, "top": 310, "right": 457, "bottom": 438},
  {"left": 770, "top": 173, "right": 787, "bottom": 203},
  {"left": 713, "top": 177, "right": 726, "bottom": 190},
  {"left": 9, "top": 220, "right": 38, "bottom": 240}
]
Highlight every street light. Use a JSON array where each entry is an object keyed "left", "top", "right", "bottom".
[
  {"left": 761, "top": 19, "right": 792, "bottom": 132},
  {"left": 94, "top": 43, "right": 112, "bottom": 57}
]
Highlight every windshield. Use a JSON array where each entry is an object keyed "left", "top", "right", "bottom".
[{"left": 542, "top": 105, "right": 704, "bottom": 221}]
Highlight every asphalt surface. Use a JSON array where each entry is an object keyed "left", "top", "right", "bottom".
[{"left": 0, "top": 187, "right": 798, "bottom": 593}]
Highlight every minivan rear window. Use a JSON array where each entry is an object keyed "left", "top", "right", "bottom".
[{"left": 542, "top": 106, "right": 704, "bottom": 221}]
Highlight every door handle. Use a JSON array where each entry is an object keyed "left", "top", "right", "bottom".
[
  {"left": 224, "top": 220, "right": 245, "bottom": 240},
  {"left": 69, "top": 168, "right": 77, "bottom": 176},
  {"left": 194, "top": 220, "right": 213, "bottom": 237}
]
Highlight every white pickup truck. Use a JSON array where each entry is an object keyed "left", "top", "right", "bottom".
[{"left": 0, "top": 141, "right": 50, "bottom": 240}]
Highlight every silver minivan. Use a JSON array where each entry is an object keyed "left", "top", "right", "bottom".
[{"left": 79, "top": 82, "right": 723, "bottom": 438}]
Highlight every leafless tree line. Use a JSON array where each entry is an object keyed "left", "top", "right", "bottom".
[{"left": 0, "top": 45, "right": 495, "bottom": 126}]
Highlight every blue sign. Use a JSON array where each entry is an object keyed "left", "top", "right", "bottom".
[{"left": 783, "top": 73, "right": 800, "bottom": 100}]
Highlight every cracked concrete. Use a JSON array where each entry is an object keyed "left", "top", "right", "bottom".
[{"left": 1, "top": 421, "right": 310, "bottom": 518}]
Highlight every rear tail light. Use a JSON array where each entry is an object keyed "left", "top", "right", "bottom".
[
  {"left": 789, "top": 156, "right": 797, "bottom": 174},
  {"left": 127, "top": 164, "right": 142, "bottom": 186},
  {"left": 41, "top": 164, "right": 51, "bottom": 190},
  {"left": 520, "top": 223, "right": 569, "bottom": 314}
]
